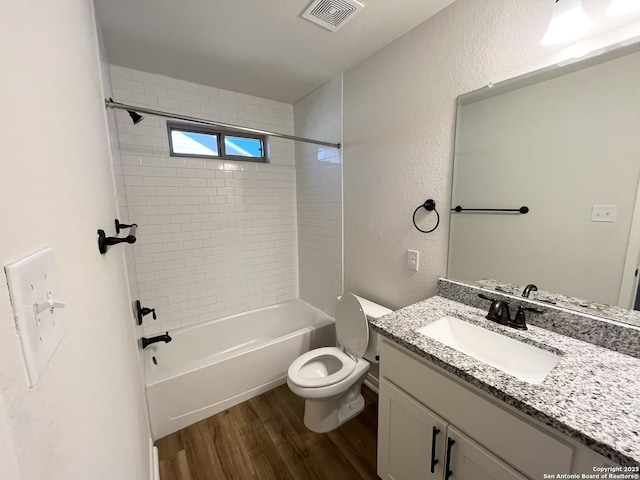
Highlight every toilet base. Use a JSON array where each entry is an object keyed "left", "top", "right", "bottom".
[{"left": 302, "top": 381, "right": 366, "bottom": 433}]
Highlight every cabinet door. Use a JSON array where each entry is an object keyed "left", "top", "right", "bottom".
[
  {"left": 378, "top": 379, "right": 447, "bottom": 480},
  {"left": 445, "top": 426, "right": 527, "bottom": 480}
]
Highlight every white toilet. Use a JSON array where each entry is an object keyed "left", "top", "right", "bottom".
[{"left": 287, "top": 293, "right": 392, "bottom": 433}]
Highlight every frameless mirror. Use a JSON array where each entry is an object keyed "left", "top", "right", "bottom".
[{"left": 448, "top": 40, "right": 640, "bottom": 326}]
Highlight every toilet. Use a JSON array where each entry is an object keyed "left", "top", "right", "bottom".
[{"left": 287, "top": 293, "right": 392, "bottom": 433}]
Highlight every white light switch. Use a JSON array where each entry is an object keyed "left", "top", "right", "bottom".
[
  {"left": 591, "top": 205, "right": 617, "bottom": 223},
  {"left": 5, "top": 247, "right": 66, "bottom": 386},
  {"left": 407, "top": 249, "right": 419, "bottom": 271}
]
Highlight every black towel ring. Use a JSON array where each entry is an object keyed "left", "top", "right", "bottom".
[{"left": 412, "top": 199, "right": 440, "bottom": 234}]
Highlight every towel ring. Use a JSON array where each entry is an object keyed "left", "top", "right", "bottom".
[{"left": 413, "top": 199, "right": 440, "bottom": 234}]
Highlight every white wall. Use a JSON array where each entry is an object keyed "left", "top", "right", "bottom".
[
  {"left": 294, "top": 76, "right": 343, "bottom": 317},
  {"left": 343, "top": 0, "right": 640, "bottom": 310},
  {"left": 449, "top": 51, "right": 640, "bottom": 304},
  {"left": 0, "top": 1, "right": 150, "bottom": 479},
  {"left": 0, "top": 393, "right": 19, "bottom": 479},
  {"left": 109, "top": 67, "right": 298, "bottom": 335}
]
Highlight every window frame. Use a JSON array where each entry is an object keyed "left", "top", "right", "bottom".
[{"left": 167, "top": 121, "right": 268, "bottom": 163}]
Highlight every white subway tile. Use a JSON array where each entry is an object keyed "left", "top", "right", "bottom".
[{"left": 111, "top": 65, "right": 301, "bottom": 332}]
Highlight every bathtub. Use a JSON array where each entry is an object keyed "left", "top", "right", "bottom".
[{"left": 144, "top": 299, "right": 335, "bottom": 439}]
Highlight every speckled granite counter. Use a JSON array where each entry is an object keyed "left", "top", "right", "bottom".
[{"left": 370, "top": 295, "right": 640, "bottom": 466}]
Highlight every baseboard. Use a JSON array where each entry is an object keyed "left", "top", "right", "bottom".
[
  {"left": 150, "top": 438, "right": 159, "bottom": 480},
  {"left": 364, "top": 372, "right": 379, "bottom": 393}
]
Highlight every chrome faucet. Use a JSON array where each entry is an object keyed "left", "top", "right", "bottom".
[{"left": 141, "top": 332, "right": 172, "bottom": 349}]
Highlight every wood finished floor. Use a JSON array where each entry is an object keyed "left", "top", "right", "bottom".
[{"left": 156, "top": 384, "right": 379, "bottom": 480}]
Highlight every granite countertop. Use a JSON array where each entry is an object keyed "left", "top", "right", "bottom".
[{"left": 370, "top": 295, "right": 640, "bottom": 467}]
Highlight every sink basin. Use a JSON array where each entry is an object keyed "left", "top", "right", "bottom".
[{"left": 416, "top": 316, "right": 561, "bottom": 384}]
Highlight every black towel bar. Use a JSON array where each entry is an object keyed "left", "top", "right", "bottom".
[{"left": 451, "top": 206, "right": 529, "bottom": 214}]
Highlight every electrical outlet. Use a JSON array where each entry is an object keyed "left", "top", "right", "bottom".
[
  {"left": 407, "top": 250, "right": 419, "bottom": 271},
  {"left": 591, "top": 205, "right": 617, "bottom": 223}
]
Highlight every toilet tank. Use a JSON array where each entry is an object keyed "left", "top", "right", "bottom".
[{"left": 351, "top": 294, "right": 392, "bottom": 364}]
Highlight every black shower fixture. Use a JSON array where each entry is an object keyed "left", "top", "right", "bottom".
[{"left": 127, "top": 110, "right": 144, "bottom": 125}]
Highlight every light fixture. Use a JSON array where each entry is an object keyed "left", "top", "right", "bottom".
[
  {"left": 540, "top": 0, "right": 593, "bottom": 46},
  {"left": 606, "top": 0, "right": 640, "bottom": 16}
]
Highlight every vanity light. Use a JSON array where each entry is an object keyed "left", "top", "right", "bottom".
[
  {"left": 540, "top": 0, "right": 593, "bottom": 46},
  {"left": 606, "top": 0, "right": 640, "bottom": 16}
]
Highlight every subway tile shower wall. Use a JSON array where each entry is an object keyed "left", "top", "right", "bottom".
[
  {"left": 110, "top": 66, "right": 297, "bottom": 335},
  {"left": 294, "top": 76, "right": 343, "bottom": 318}
]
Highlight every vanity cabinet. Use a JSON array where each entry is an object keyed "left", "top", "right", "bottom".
[
  {"left": 379, "top": 379, "right": 526, "bottom": 480},
  {"left": 377, "top": 339, "right": 617, "bottom": 479}
]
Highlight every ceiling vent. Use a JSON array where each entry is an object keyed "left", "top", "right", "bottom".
[{"left": 302, "top": 0, "right": 365, "bottom": 32}]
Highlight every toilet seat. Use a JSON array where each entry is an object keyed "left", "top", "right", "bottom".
[{"left": 287, "top": 347, "right": 356, "bottom": 388}]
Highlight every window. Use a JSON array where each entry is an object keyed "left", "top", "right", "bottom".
[{"left": 167, "top": 121, "right": 267, "bottom": 162}]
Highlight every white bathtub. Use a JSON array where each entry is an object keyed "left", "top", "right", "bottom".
[{"left": 144, "top": 299, "right": 335, "bottom": 439}]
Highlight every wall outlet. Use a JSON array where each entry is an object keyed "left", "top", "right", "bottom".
[
  {"left": 407, "top": 250, "right": 419, "bottom": 271},
  {"left": 591, "top": 205, "right": 617, "bottom": 223}
]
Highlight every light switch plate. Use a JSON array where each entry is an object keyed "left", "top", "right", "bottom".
[
  {"left": 591, "top": 205, "right": 617, "bottom": 223},
  {"left": 5, "top": 247, "right": 66, "bottom": 386}
]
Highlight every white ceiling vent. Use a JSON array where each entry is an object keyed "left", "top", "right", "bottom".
[{"left": 302, "top": 0, "right": 365, "bottom": 32}]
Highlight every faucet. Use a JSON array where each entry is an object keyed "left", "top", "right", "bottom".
[
  {"left": 522, "top": 284, "right": 538, "bottom": 298},
  {"left": 478, "top": 293, "right": 544, "bottom": 330},
  {"left": 486, "top": 300, "right": 511, "bottom": 325},
  {"left": 141, "top": 332, "right": 172, "bottom": 349}
]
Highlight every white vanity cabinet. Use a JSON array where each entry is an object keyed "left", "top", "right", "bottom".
[
  {"left": 377, "top": 339, "right": 618, "bottom": 480},
  {"left": 379, "top": 379, "right": 526, "bottom": 480}
]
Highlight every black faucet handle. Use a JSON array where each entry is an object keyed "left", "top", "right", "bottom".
[
  {"left": 510, "top": 306, "right": 530, "bottom": 330},
  {"left": 478, "top": 293, "right": 495, "bottom": 302},
  {"left": 522, "top": 306, "right": 544, "bottom": 314},
  {"left": 511, "top": 305, "right": 543, "bottom": 330},
  {"left": 135, "top": 300, "right": 157, "bottom": 325}
]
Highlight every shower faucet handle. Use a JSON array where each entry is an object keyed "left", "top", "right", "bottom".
[{"left": 135, "top": 300, "right": 157, "bottom": 325}]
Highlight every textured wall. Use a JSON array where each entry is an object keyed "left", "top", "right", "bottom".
[
  {"left": 109, "top": 66, "right": 298, "bottom": 335},
  {"left": 0, "top": 1, "right": 150, "bottom": 479},
  {"left": 343, "top": 0, "right": 640, "bottom": 310},
  {"left": 294, "top": 76, "right": 343, "bottom": 318}
]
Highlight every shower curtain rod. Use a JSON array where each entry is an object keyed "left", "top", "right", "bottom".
[{"left": 105, "top": 99, "right": 341, "bottom": 149}]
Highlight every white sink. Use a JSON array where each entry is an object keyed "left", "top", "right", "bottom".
[{"left": 416, "top": 316, "right": 561, "bottom": 384}]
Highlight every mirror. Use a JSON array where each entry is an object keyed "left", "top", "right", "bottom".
[{"left": 448, "top": 41, "right": 640, "bottom": 326}]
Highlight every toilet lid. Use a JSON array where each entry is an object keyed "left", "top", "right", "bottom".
[{"left": 336, "top": 293, "right": 369, "bottom": 358}]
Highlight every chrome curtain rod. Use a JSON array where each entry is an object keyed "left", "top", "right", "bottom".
[{"left": 104, "top": 99, "right": 341, "bottom": 149}]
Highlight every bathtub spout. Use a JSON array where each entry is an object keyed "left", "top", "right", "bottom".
[{"left": 141, "top": 332, "right": 172, "bottom": 349}]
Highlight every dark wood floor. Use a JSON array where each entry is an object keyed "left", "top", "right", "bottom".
[{"left": 156, "top": 384, "right": 379, "bottom": 480}]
